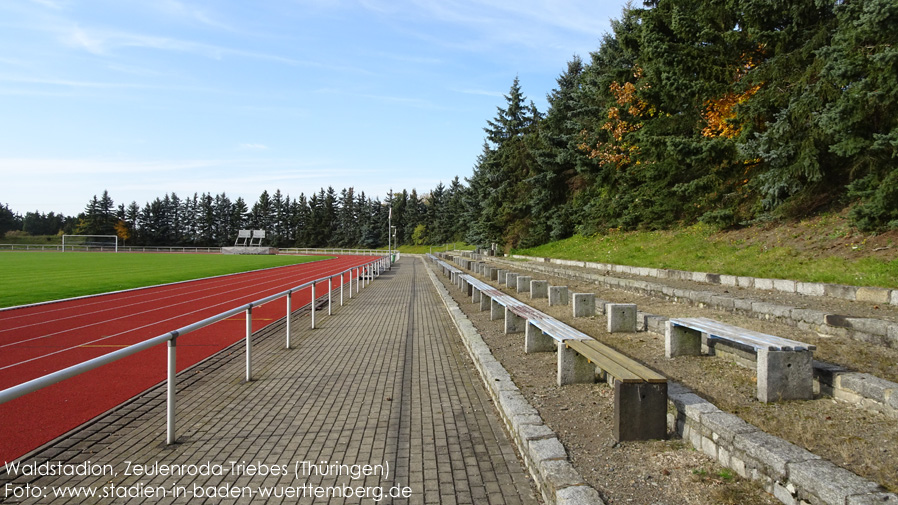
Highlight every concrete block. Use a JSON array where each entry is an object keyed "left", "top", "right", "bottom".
[
  {"left": 734, "top": 298, "right": 754, "bottom": 312},
  {"left": 540, "top": 459, "right": 587, "bottom": 495},
  {"left": 644, "top": 315, "right": 668, "bottom": 335},
  {"left": 710, "top": 295, "right": 736, "bottom": 311},
  {"left": 720, "top": 274, "right": 738, "bottom": 286},
  {"left": 505, "top": 272, "right": 518, "bottom": 288},
  {"left": 529, "top": 437, "right": 567, "bottom": 464},
  {"left": 530, "top": 280, "right": 549, "bottom": 299},
  {"left": 789, "top": 459, "right": 882, "bottom": 505},
  {"left": 471, "top": 288, "right": 481, "bottom": 304},
  {"left": 525, "top": 322, "right": 556, "bottom": 353},
  {"left": 847, "top": 493, "right": 898, "bottom": 505},
  {"left": 773, "top": 278, "right": 796, "bottom": 293},
  {"left": 549, "top": 286, "right": 569, "bottom": 306},
  {"left": 496, "top": 269, "right": 506, "bottom": 285},
  {"left": 732, "top": 430, "right": 818, "bottom": 482},
  {"left": 669, "top": 392, "right": 721, "bottom": 423},
  {"left": 839, "top": 373, "right": 896, "bottom": 404},
  {"left": 490, "top": 298, "right": 502, "bottom": 321},
  {"left": 856, "top": 287, "right": 891, "bottom": 304},
  {"left": 752, "top": 301, "right": 793, "bottom": 320},
  {"left": 700, "top": 412, "right": 758, "bottom": 445},
  {"left": 755, "top": 278, "right": 774, "bottom": 290},
  {"left": 557, "top": 341, "right": 594, "bottom": 386},
  {"left": 606, "top": 303, "right": 637, "bottom": 333},
  {"left": 505, "top": 307, "right": 525, "bottom": 334},
  {"left": 757, "top": 349, "right": 814, "bottom": 402},
  {"left": 797, "top": 282, "right": 826, "bottom": 297},
  {"left": 737, "top": 276, "right": 754, "bottom": 288},
  {"left": 665, "top": 321, "right": 702, "bottom": 358},
  {"left": 555, "top": 485, "right": 604, "bottom": 505},
  {"left": 824, "top": 283, "right": 858, "bottom": 301},
  {"left": 516, "top": 275, "right": 532, "bottom": 293},
  {"left": 479, "top": 292, "right": 490, "bottom": 311},
  {"left": 892, "top": 290, "right": 898, "bottom": 306},
  {"left": 845, "top": 317, "right": 889, "bottom": 336},
  {"left": 572, "top": 293, "right": 596, "bottom": 318}
]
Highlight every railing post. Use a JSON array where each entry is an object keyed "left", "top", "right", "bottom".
[
  {"left": 311, "top": 283, "right": 316, "bottom": 329},
  {"left": 166, "top": 336, "right": 177, "bottom": 445},
  {"left": 245, "top": 307, "right": 253, "bottom": 382},
  {"left": 286, "top": 291, "right": 293, "bottom": 349},
  {"left": 340, "top": 273, "right": 344, "bottom": 306},
  {"left": 328, "top": 277, "right": 332, "bottom": 315}
]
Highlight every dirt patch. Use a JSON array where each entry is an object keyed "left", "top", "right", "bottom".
[{"left": 434, "top": 263, "right": 898, "bottom": 500}]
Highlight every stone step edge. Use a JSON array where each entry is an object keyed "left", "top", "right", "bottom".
[
  {"left": 422, "top": 258, "right": 605, "bottom": 505},
  {"left": 490, "top": 258, "right": 898, "bottom": 348},
  {"left": 507, "top": 254, "right": 897, "bottom": 307}
]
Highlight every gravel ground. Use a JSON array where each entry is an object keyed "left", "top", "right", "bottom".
[
  {"left": 433, "top": 267, "right": 778, "bottom": 505},
  {"left": 430, "top": 259, "right": 898, "bottom": 503}
]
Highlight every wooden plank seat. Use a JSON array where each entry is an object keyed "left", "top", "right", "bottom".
[
  {"left": 562, "top": 339, "right": 667, "bottom": 441},
  {"left": 665, "top": 317, "right": 815, "bottom": 403},
  {"left": 459, "top": 272, "right": 668, "bottom": 441}
]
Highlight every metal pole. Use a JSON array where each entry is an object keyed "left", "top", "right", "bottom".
[
  {"left": 286, "top": 291, "right": 292, "bottom": 349},
  {"left": 311, "top": 283, "right": 316, "bottom": 329},
  {"left": 349, "top": 268, "right": 353, "bottom": 299},
  {"left": 328, "top": 277, "right": 332, "bottom": 315},
  {"left": 166, "top": 337, "right": 177, "bottom": 444},
  {"left": 245, "top": 307, "right": 253, "bottom": 382},
  {"left": 340, "top": 273, "right": 344, "bottom": 306}
]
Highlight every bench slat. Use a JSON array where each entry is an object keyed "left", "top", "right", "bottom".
[
  {"left": 566, "top": 341, "right": 643, "bottom": 383},
  {"left": 670, "top": 317, "right": 816, "bottom": 352}
]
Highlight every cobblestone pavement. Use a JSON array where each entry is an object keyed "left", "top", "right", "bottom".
[{"left": 1, "top": 259, "right": 538, "bottom": 505}]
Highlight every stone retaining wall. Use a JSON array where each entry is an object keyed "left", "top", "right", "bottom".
[
  {"left": 510, "top": 255, "right": 897, "bottom": 307},
  {"left": 493, "top": 258, "right": 898, "bottom": 349}
]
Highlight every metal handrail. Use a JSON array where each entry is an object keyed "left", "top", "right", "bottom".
[{"left": 0, "top": 255, "right": 393, "bottom": 446}]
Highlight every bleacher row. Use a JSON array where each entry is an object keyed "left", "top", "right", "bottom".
[{"left": 427, "top": 252, "right": 818, "bottom": 441}]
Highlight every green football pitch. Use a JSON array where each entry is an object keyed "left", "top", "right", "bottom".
[{"left": 0, "top": 252, "right": 330, "bottom": 308}]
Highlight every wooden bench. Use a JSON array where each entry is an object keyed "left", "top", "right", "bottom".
[
  {"left": 665, "top": 317, "right": 815, "bottom": 402},
  {"left": 457, "top": 271, "right": 668, "bottom": 442},
  {"left": 562, "top": 339, "right": 668, "bottom": 441}
]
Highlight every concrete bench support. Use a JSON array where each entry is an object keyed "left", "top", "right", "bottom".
[
  {"left": 516, "top": 275, "right": 532, "bottom": 293},
  {"left": 530, "top": 280, "right": 548, "bottom": 299},
  {"left": 573, "top": 293, "right": 596, "bottom": 318},
  {"left": 479, "top": 292, "right": 490, "bottom": 311},
  {"left": 557, "top": 341, "right": 595, "bottom": 385},
  {"left": 490, "top": 298, "right": 503, "bottom": 321},
  {"left": 472, "top": 288, "right": 481, "bottom": 304},
  {"left": 549, "top": 286, "right": 569, "bottom": 306},
  {"left": 665, "top": 321, "right": 702, "bottom": 358},
  {"left": 525, "top": 323, "right": 556, "bottom": 353},
  {"left": 758, "top": 349, "right": 814, "bottom": 402},
  {"left": 488, "top": 267, "right": 498, "bottom": 281},
  {"left": 606, "top": 303, "right": 637, "bottom": 333},
  {"left": 505, "top": 307, "right": 525, "bottom": 334},
  {"left": 505, "top": 272, "right": 518, "bottom": 288},
  {"left": 496, "top": 269, "right": 506, "bottom": 285}
]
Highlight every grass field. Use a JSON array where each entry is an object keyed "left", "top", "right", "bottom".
[
  {"left": 396, "top": 242, "right": 475, "bottom": 255},
  {"left": 512, "top": 223, "right": 898, "bottom": 289},
  {"left": 0, "top": 252, "right": 331, "bottom": 308}
]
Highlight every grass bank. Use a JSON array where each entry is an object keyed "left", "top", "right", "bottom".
[
  {"left": 0, "top": 252, "right": 329, "bottom": 308},
  {"left": 396, "top": 242, "right": 475, "bottom": 255},
  {"left": 512, "top": 221, "right": 897, "bottom": 289}
]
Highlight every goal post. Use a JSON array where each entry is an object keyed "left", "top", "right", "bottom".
[{"left": 62, "top": 235, "right": 119, "bottom": 252}]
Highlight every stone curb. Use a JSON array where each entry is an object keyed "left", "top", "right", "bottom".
[
  {"left": 423, "top": 260, "right": 605, "bottom": 505},
  {"left": 668, "top": 383, "right": 897, "bottom": 505},
  {"left": 493, "top": 258, "right": 898, "bottom": 350},
  {"left": 509, "top": 255, "right": 897, "bottom": 308}
]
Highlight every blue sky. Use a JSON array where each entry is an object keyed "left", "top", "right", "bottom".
[{"left": 1, "top": 0, "right": 624, "bottom": 217}]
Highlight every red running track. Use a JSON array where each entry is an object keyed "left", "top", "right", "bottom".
[{"left": 0, "top": 255, "right": 380, "bottom": 464}]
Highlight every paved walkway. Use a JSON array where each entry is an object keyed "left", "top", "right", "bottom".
[{"left": 1, "top": 259, "right": 538, "bottom": 505}]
